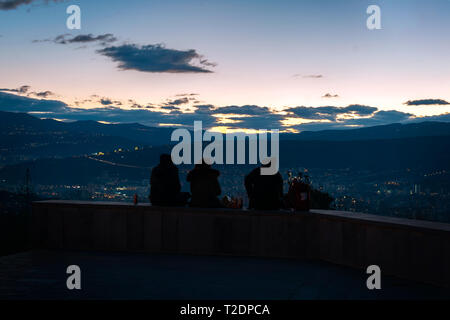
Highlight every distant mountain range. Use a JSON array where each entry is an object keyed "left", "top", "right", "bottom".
[
  {"left": 0, "top": 111, "right": 174, "bottom": 165},
  {"left": 1, "top": 110, "right": 450, "bottom": 171}
]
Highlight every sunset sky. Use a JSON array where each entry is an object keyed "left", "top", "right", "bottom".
[{"left": 0, "top": 0, "right": 449, "bottom": 132}]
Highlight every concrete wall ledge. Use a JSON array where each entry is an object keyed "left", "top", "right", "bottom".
[{"left": 32, "top": 200, "right": 450, "bottom": 287}]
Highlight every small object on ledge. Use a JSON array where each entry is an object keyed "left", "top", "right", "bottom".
[
  {"left": 222, "top": 196, "right": 244, "bottom": 209},
  {"left": 133, "top": 194, "right": 138, "bottom": 205}
]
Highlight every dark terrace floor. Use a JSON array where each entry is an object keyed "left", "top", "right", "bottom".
[{"left": 0, "top": 250, "right": 449, "bottom": 300}]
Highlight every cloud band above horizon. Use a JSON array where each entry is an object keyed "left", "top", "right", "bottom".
[{"left": 0, "top": 90, "right": 449, "bottom": 133}]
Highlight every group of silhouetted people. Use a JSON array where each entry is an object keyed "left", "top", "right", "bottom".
[{"left": 149, "top": 154, "right": 283, "bottom": 210}]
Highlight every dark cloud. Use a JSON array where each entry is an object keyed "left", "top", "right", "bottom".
[
  {"left": 97, "top": 98, "right": 123, "bottom": 106},
  {"left": 225, "top": 115, "right": 284, "bottom": 130},
  {"left": 345, "top": 110, "right": 413, "bottom": 126},
  {"left": 286, "top": 105, "right": 378, "bottom": 121},
  {"left": 164, "top": 97, "right": 189, "bottom": 106},
  {"left": 322, "top": 93, "right": 339, "bottom": 98},
  {"left": 160, "top": 105, "right": 181, "bottom": 112},
  {"left": 344, "top": 105, "right": 379, "bottom": 115},
  {"left": 100, "top": 98, "right": 113, "bottom": 105},
  {"left": 0, "top": 91, "right": 67, "bottom": 113},
  {"left": 214, "top": 105, "right": 273, "bottom": 116},
  {"left": 404, "top": 99, "right": 450, "bottom": 106},
  {"left": 0, "top": 0, "right": 62, "bottom": 10},
  {"left": 97, "top": 43, "right": 216, "bottom": 73},
  {"left": 34, "top": 33, "right": 117, "bottom": 46},
  {"left": 0, "top": 86, "right": 55, "bottom": 98},
  {"left": 193, "top": 104, "right": 215, "bottom": 114},
  {"left": 19, "top": 85, "right": 31, "bottom": 93},
  {"left": 33, "top": 90, "right": 54, "bottom": 98},
  {"left": 0, "top": 0, "right": 34, "bottom": 10},
  {"left": 0, "top": 85, "right": 30, "bottom": 94},
  {"left": 129, "top": 103, "right": 144, "bottom": 109},
  {"left": 408, "top": 113, "right": 450, "bottom": 123}
]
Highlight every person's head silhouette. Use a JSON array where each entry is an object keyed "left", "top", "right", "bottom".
[{"left": 160, "top": 154, "right": 173, "bottom": 166}]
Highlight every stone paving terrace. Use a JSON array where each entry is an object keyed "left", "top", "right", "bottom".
[{"left": 1, "top": 250, "right": 449, "bottom": 300}]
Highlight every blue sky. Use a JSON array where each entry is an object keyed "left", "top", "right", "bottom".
[{"left": 0, "top": 0, "right": 449, "bottom": 132}]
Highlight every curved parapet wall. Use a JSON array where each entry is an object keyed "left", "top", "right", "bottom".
[{"left": 32, "top": 200, "right": 450, "bottom": 287}]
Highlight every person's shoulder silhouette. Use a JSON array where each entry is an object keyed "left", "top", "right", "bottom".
[
  {"left": 187, "top": 161, "right": 221, "bottom": 208},
  {"left": 150, "top": 154, "right": 182, "bottom": 206},
  {"left": 245, "top": 163, "right": 283, "bottom": 210}
]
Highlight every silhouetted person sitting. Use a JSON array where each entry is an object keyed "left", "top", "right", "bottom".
[
  {"left": 150, "top": 154, "right": 188, "bottom": 206},
  {"left": 187, "top": 161, "right": 221, "bottom": 208},
  {"left": 245, "top": 163, "right": 283, "bottom": 210}
]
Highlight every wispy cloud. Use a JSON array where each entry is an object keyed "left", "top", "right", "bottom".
[
  {"left": 34, "top": 33, "right": 117, "bottom": 46},
  {"left": 97, "top": 43, "right": 216, "bottom": 73},
  {"left": 0, "top": 0, "right": 62, "bottom": 11},
  {"left": 175, "top": 93, "right": 199, "bottom": 97},
  {"left": 0, "top": 85, "right": 55, "bottom": 98},
  {"left": 293, "top": 74, "right": 323, "bottom": 79},
  {"left": 33, "top": 90, "right": 54, "bottom": 98},
  {"left": 285, "top": 105, "right": 377, "bottom": 121},
  {"left": 303, "top": 75, "right": 323, "bottom": 78},
  {"left": 322, "top": 93, "right": 339, "bottom": 98},
  {"left": 0, "top": 85, "right": 30, "bottom": 94}
]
